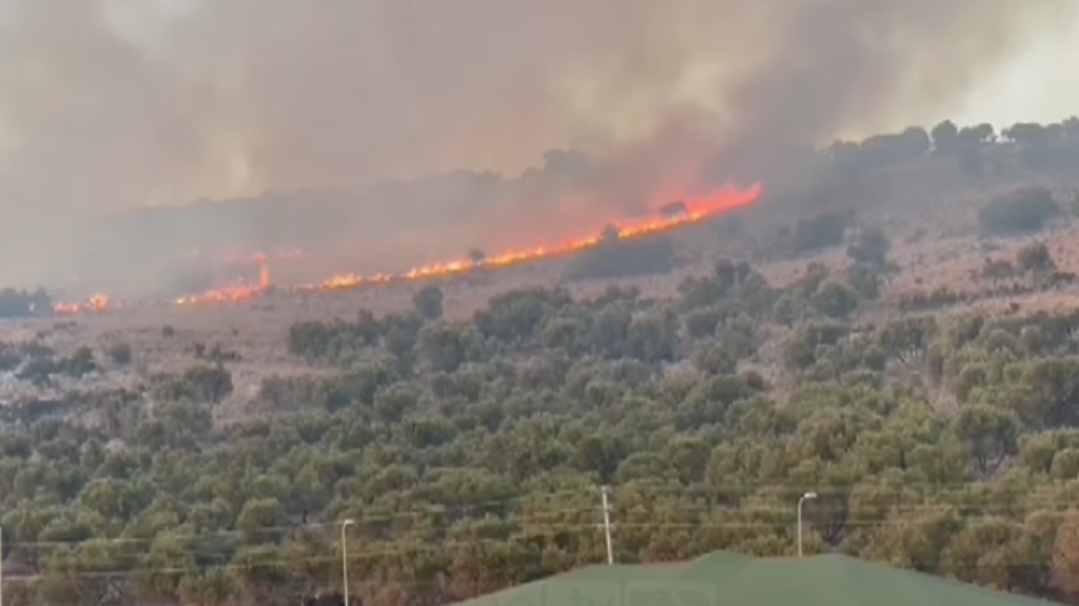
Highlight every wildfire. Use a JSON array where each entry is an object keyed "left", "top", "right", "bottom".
[
  {"left": 296, "top": 181, "right": 762, "bottom": 291},
  {"left": 53, "top": 294, "right": 111, "bottom": 315},
  {"left": 53, "top": 182, "right": 762, "bottom": 312}
]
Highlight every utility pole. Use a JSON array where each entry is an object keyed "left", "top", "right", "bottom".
[
  {"left": 797, "top": 492, "right": 817, "bottom": 558},
  {"left": 600, "top": 486, "right": 614, "bottom": 565},
  {"left": 341, "top": 519, "right": 354, "bottom": 606},
  {"left": 1, "top": 525, "right": 4, "bottom": 606}
]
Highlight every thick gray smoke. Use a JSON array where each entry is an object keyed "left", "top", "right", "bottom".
[{"left": 0, "top": 0, "right": 1072, "bottom": 293}]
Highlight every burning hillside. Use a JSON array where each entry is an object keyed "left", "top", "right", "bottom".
[{"left": 52, "top": 182, "right": 761, "bottom": 314}]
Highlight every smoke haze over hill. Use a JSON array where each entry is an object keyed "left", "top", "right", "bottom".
[{"left": 0, "top": 0, "right": 1074, "bottom": 292}]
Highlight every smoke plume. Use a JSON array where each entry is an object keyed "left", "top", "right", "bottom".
[{"left": 0, "top": 0, "right": 1072, "bottom": 292}]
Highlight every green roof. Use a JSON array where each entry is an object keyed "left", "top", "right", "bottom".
[{"left": 450, "top": 552, "right": 1062, "bottom": 606}]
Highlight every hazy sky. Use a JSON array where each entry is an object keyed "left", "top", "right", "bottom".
[
  {"left": 946, "top": 17, "right": 1079, "bottom": 129},
  {"left": 1, "top": 0, "right": 1077, "bottom": 290}
]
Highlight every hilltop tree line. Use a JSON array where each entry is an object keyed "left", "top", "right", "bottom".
[
  {"left": 0, "top": 288, "right": 52, "bottom": 320},
  {"left": 8, "top": 238, "right": 1079, "bottom": 605},
  {"left": 829, "top": 117, "right": 1079, "bottom": 177}
]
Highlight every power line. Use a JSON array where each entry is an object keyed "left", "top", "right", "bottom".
[
  {"left": 4, "top": 483, "right": 1077, "bottom": 549},
  {"left": 0, "top": 515, "right": 1066, "bottom": 584}
]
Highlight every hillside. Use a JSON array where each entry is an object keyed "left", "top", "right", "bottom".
[{"left": 4, "top": 126, "right": 1079, "bottom": 606}]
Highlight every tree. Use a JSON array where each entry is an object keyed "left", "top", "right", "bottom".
[
  {"left": 23, "top": 233, "right": 1079, "bottom": 605},
  {"left": 157, "top": 364, "right": 233, "bottom": 403},
  {"left": 954, "top": 404, "right": 1019, "bottom": 477},
  {"left": 978, "top": 187, "right": 1060, "bottom": 236},
  {"left": 1017, "top": 358, "right": 1079, "bottom": 428},
  {"left": 236, "top": 498, "right": 289, "bottom": 545},
  {"left": 1016, "top": 242, "right": 1056, "bottom": 273},
  {"left": 412, "top": 285, "right": 444, "bottom": 320},
  {"left": 931, "top": 120, "right": 959, "bottom": 154},
  {"left": 811, "top": 280, "right": 859, "bottom": 320},
  {"left": 38, "top": 539, "right": 138, "bottom": 606},
  {"left": 1054, "top": 509, "right": 1079, "bottom": 596},
  {"left": 417, "top": 323, "right": 483, "bottom": 373}
]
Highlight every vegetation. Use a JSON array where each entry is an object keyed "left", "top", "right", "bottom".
[
  {"left": 978, "top": 187, "right": 1060, "bottom": 236},
  {"left": 0, "top": 288, "right": 52, "bottom": 319},
  {"left": 412, "top": 286, "right": 444, "bottom": 321},
  {"left": 847, "top": 226, "right": 891, "bottom": 270},
  {"left": 4, "top": 116, "right": 1079, "bottom": 606},
  {"left": 1017, "top": 242, "right": 1057, "bottom": 274},
  {"left": 6, "top": 249, "right": 1079, "bottom": 606}
]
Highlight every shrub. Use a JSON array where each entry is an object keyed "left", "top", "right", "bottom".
[
  {"left": 978, "top": 186, "right": 1059, "bottom": 236},
  {"left": 812, "top": 280, "right": 859, "bottom": 320},
  {"left": 412, "top": 285, "right": 444, "bottom": 320},
  {"left": 1016, "top": 242, "right": 1056, "bottom": 273}
]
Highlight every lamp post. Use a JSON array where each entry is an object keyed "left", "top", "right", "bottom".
[
  {"left": 341, "top": 519, "right": 354, "bottom": 606},
  {"left": 797, "top": 492, "right": 817, "bottom": 558}
]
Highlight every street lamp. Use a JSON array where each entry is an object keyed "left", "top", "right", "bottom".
[
  {"left": 341, "top": 519, "right": 355, "bottom": 606},
  {"left": 797, "top": 492, "right": 817, "bottom": 558}
]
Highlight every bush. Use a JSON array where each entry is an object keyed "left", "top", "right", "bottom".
[
  {"left": 812, "top": 280, "right": 859, "bottom": 320},
  {"left": 1016, "top": 242, "right": 1056, "bottom": 273},
  {"left": 412, "top": 285, "right": 444, "bottom": 320},
  {"left": 154, "top": 364, "right": 234, "bottom": 403},
  {"left": 978, "top": 186, "right": 1059, "bottom": 236}
]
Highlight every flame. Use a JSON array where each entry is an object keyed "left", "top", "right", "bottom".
[
  {"left": 298, "top": 182, "right": 762, "bottom": 292},
  {"left": 53, "top": 293, "right": 111, "bottom": 315},
  {"left": 55, "top": 182, "right": 762, "bottom": 312}
]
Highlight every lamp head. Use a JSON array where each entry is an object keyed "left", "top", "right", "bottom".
[{"left": 803, "top": 492, "right": 817, "bottom": 499}]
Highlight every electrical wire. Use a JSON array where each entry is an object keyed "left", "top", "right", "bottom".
[
  {"left": 0, "top": 512, "right": 1070, "bottom": 582},
  {"left": 5, "top": 480, "right": 1078, "bottom": 549}
]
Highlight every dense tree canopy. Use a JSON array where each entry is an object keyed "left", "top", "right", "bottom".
[{"left": 4, "top": 250, "right": 1079, "bottom": 606}]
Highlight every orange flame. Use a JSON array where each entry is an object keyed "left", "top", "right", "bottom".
[
  {"left": 53, "top": 293, "right": 111, "bottom": 315},
  {"left": 58, "top": 182, "right": 762, "bottom": 311},
  {"left": 301, "top": 181, "right": 762, "bottom": 290}
]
